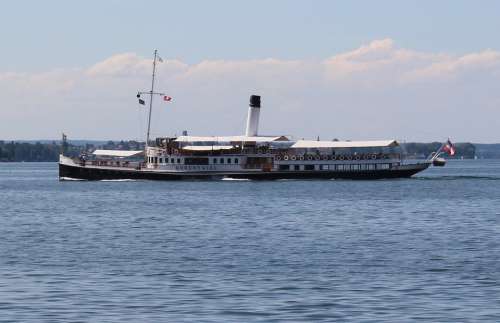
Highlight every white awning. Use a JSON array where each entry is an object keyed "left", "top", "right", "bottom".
[
  {"left": 92, "top": 150, "right": 144, "bottom": 157},
  {"left": 175, "top": 135, "right": 289, "bottom": 143},
  {"left": 181, "top": 145, "right": 235, "bottom": 151},
  {"left": 291, "top": 140, "right": 398, "bottom": 149}
]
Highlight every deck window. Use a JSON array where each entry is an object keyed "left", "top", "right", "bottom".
[
  {"left": 227, "top": 158, "right": 231, "bottom": 164},
  {"left": 379, "top": 163, "right": 390, "bottom": 170},
  {"left": 213, "top": 158, "right": 217, "bottom": 164},
  {"left": 177, "top": 158, "right": 181, "bottom": 164},
  {"left": 279, "top": 165, "right": 290, "bottom": 171},
  {"left": 220, "top": 158, "right": 224, "bottom": 164},
  {"left": 304, "top": 165, "right": 314, "bottom": 171},
  {"left": 234, "top": 158, "right": 239, "bottom": 164},
  {"left": 185, "top": 157, "right": 209, "bottom": 165},
  {"left": 294, "top": 165, "right": 300, "bottom": 171}
]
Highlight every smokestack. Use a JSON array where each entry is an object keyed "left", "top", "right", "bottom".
[{"left": 245, "top": 95, "right": 261, "bottom": 137}]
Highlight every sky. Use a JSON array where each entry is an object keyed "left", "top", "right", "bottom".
[{"left": 1, "top": 0, "right": 500, "bottom": 142}]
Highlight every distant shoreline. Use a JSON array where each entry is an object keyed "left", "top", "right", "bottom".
[{"left": 2, "top": 140, "right": 499, "bottom": 162}]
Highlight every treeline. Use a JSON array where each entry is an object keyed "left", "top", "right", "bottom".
[
  {"left": 402, "top": 142, "right": 476, "bottom": 159},
  {"left": 0, "top": 141, "right": 62, "bottom": 162},
  {"left": 0, "top": 140, "right": 144, "bottom": 162},
  {"left": 474, "top": 144, "right": 500, "bottom": 159}
]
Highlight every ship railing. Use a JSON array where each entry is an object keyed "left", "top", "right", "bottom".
[{"left": 275, "top": 152, "right": 402, "bottom": 161}]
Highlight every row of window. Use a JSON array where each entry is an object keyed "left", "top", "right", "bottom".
[
  {"left": 148, "top": 157, "right": 181, "bottom": 164},
  {"left": 147, "top": 157, "right": 239, "bottom": 165},
  {"left": 213, "top": 157, "right": 239, "bottom": 164},
  {"left": 175, "top": 165, "right": 216, "bottom": 171},
  {"left": 279, "top": 163, "right": 393, "bottom": 171}
]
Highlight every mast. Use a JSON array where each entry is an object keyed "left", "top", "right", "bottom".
[
  {"left": 146, "top": 50, "right": 158, "bottom": 149},
  {"left": 137, "top": 50, "right": 166, "bottom": 161},
  {"left": 61, "top": 133, "right": 68, "bottom": 155}
]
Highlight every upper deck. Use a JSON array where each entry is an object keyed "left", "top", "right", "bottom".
[{"left": 139, "top": 136, "right": 405, "bottom": 173}]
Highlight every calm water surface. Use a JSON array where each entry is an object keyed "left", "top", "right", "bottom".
[{"left": 1, "top": 161, "right": 500, "bottom": 322}]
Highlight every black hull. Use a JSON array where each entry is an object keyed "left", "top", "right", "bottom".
[{"left": 59, "top": 162, "right": 429, "bottom": 181}]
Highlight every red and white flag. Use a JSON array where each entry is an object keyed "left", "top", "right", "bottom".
[
  {"left": 163, "top": 95, "right": 172, "bottom": 102},
  {"left": 442, "top": 139, "right": 455, "bottom": 156}
]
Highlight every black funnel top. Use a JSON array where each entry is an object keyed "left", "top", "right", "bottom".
[{"left": 249, "top": 95, "right": 261, "bottom": 108}]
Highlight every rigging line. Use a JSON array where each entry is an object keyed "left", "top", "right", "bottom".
[{"left": 228, "top": 104, "right": 249, "bottom": 136}]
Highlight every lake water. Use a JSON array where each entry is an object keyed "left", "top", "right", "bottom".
[{"left": 1, "top": 161, "right": 500, "bottom": 322}]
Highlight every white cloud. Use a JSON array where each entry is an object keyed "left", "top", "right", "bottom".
[
  {"left": 86, "top": 53, "right": 188, "bottom": 78},
  {"left": 407, "top": 50, "right": 500, "bottom": 81},
  {"left": 1, "top": 39, "right": 500, "bottom": 142}
]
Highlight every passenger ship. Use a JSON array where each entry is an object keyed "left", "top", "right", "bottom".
[{"left": 59, "top": 51, "right": 435, "bottom": 181}]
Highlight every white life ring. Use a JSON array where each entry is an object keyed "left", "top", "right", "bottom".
[
  {"left": 307, "top": 155, "right": 313, "bottom": 161},
  {"left": 283, "top": 155, "right": 289, "bottom": 161},
  {"left": 291, "top": 155, "right": 297, "bottom": 161},
  {"left": 299, "top": 155, "right": 305, "bottom": 160}
]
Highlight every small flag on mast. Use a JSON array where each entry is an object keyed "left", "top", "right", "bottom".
[
  {"left": 163, "top": 95, "right": 172, "bottom": 102},
  {"left": 157, "top": 56, "right": 164, "bottom": 63},
  {"left": 442, "top": 139, "right": 455, "bottom": 156},
  {"left": 138, "top": 98, "right": 145, "bottom": 105}
]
